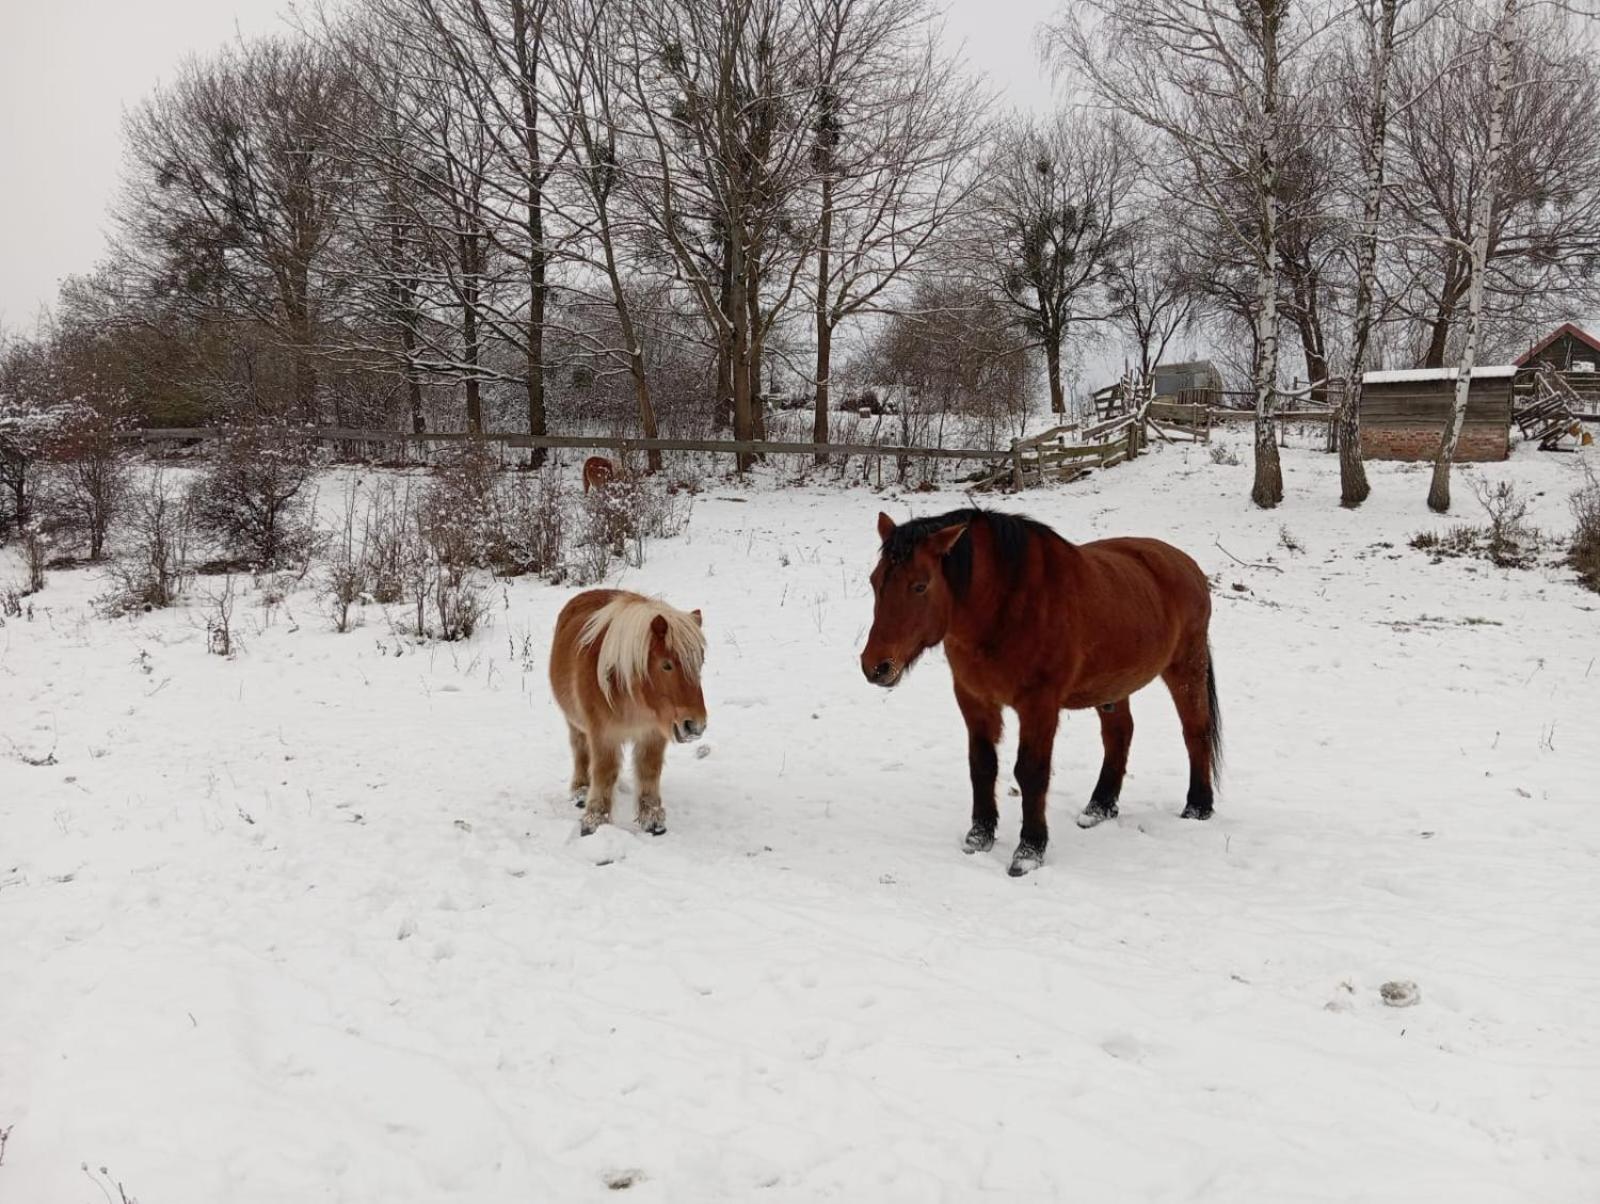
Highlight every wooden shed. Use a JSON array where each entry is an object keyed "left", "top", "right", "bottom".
[
  {"left": 1151, "top": 360, "right": 1224, "bottom": 400},
  {"left": 1514, "top": 323, "right": 1600, "bottom": 411},
  {"left": 1359, "top": 366, "right": 1513, "bottom": 462}
]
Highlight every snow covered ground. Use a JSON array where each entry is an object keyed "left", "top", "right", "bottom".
[{"left": 4, "top": 437, "right": 1599, "bottom": 1202}]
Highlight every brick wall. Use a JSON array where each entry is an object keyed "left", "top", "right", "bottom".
[{"left": 1361, "top": 425, "right": 1508, "bottom": 462}]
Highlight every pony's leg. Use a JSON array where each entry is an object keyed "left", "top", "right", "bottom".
[
  {"left": 1009, "top": 702, "right": 1060, "bottom": 877},
  {"left": 580, "top": 736, "right": 621, "bottom": 835},
  {"left": 1162, "top": 657, "right": 1217, "bottom": 820},
  {"left": 567, "top": 724, "right": 591, "bottom": 808},
  {"left": 1077, "top": 700, "right": 1133, "bottom": 829},
  {"left": 954, "top": 685, "right": 1002, "bottom": 853},
  {"left": 633, "top": 732, "right": 669, "bottom": 836}
]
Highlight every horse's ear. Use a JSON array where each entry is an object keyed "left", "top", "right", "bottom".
[
  {"left": 877, "top": 511, "right": 896, "bottom": 543},
  {"left": 926, "top": 523, "right": 968, "bottom": 558},
  {"left": 650, "top": 614, "right": 668, "bottom": 638},
  {"left": 690, "top": 608, "right": 703, "bottom": 628}
]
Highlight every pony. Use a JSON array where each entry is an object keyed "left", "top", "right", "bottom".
[
  {"left": 860, "top": 509, "right": 1220, "bottom": 877},
  {"left": 582, "top": 456, "right": 617, "bottom": 492},
  {"left": 549, "top": 589, "right": 708, "bottom": 835}
]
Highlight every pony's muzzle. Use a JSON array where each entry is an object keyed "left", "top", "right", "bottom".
[
  {"left": 673, "top": 718, "right": 705, "bottom": 743},
  {"left": 864, "top": 658, "right": 900, "bottom": 688}
]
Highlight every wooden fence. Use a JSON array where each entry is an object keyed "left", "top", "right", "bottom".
[{"left": 117, "top": 427, "right": 1002, "bottom": 465}]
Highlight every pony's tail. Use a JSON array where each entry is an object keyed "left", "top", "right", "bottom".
[{"left": 1206, "top": 645, "right": 1223, "bottom": 788}]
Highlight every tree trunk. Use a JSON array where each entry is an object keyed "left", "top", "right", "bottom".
[
  {"left": 813, "top": 172, "right": 834, "bottom": 463},
  {"left": 1339, "top": 0, "right": 1397, "bottom": 508},
  {"left": 1430, "top": 0, "right": 1515, "bottom": 512},
  {"left": 462, "top": 230, "right": 483, "bottom": 436},
  {"left": 730, "top": 228, "right": 754, "bottom": 472},
  {"left": 1252, "top": 0, "right": 1285, "bottom": 509},
  {"left": 1044, "top": 333, "right": 1066, "bottom": 415},
  {"left": 513, "top": 0, "right": 548, "bottom": 468}
]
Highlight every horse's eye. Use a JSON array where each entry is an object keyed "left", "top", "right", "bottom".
[
  {"left": 662, "top": 660, "right": 675, "bottom": 672},
  {"left": 913, "top": 581, "right": 928, "bottom": 594}
]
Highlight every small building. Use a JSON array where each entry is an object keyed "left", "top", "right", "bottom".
[
  {"left": 1360, "top": 366, "right": 1514, "bottom": 461},
  {"left": 1514, "top": 322, "right": 1600, "bottom": 410},
  {"left": 1150, "top": 360, "right": 1224, "bottom": 401}
]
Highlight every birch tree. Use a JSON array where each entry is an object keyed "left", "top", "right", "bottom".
[
  {"left": 1051, "top": 0, "right": 1329, "bottom": 507},
  {"left": 1428, "top": 0, "right": 1518, "bottom": 513},
  {"left": 1335, "top": 0, "right": 1406, "bottom": 507}
]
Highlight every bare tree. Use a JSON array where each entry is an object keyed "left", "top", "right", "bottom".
[
  {"left": 117, "top": 38, "right": 359, "bottom": 422},
  {"left": 804, "top": 0, "right": 986, "bottom": 460},
  {"left": 1390, "top": 6, "right": 1600, "bottom": 370},
  {"left": 616, "top": 0, "right": 820, "bottom": 468},
  {"left": 974, "top": 109, "right": 1137, "bottom": 415},
  {"left": 1429, "top": 0, "right": 1518, "bottom": 513},
  {"left": 1053, "top": 0, "right": 1330, "bottom": 507},
  {"left": 1105, "top": 221, "right": 1198, "bottom": 378}
]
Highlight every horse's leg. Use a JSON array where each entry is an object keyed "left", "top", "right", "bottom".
[
  {"left": 1162, "top": 653, "right": 1218, "bottom": 820},
  {"left": 1009, "top": 701, "right": 1060, "bottom": 877},
  {"left": 954, "top": 685, "right": 1002, "bottom": 853},
  {"left": 632, "top": 731, "right": 669, "bottom": 836},
  {"left": 580, "top": 735, "right": 621, "bottom": 835},
  {"left": 567, "top": 723, "right": 591, "bottom": 808},
  {"left": 1077, "top": 700, "right": 1133, "bottom": 829}
]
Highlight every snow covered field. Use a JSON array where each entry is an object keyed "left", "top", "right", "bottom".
[{"left": 4, "top": 438, "right": 1599, "bottom": 1202}]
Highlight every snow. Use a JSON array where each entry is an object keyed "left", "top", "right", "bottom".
[
  {"left": 1363, "top": 365, "right": 1518, "bottom": 383},
  {"left": 4, "top": 439, "right": 1600, "bottom": 1202}
]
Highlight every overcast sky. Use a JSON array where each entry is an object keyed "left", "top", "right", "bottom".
[{"left": 0, "top": 0, "right": 1060, "bottom": 333}]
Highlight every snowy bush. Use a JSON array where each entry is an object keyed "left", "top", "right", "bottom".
[
  {"left": 189, "top": 426, "right": 316, "bottom": 569},
  {"left": 101, "top": 467, "right": 193, "bottom": 614},
  {"left": 1569, "top": 466, "right": 1600, "bottom": 593},
  {"left": 40, "top": 418, "right": 129, "bottom": 561},
  {"left": 1470, "top": 478, "right": 1538, "bottom": 568},
  {"left": 324, "top": 488, "right": 369, "bottom": 633},
  {"left": 487, "top": 470, "right": 567, "bottom": 578}
]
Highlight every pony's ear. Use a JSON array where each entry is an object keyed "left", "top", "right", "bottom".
[
  {"left": 877, "top": 511, "right": 896, "bottom": 543},
  {"left": 926, "top": 523, "right": 968, "bottom": 558},
  {"left": 690, "top": 608, "right": 703, "bottom": 627},
  {"left": 650, "top": 614, "right": 669, "bottom": 639}
]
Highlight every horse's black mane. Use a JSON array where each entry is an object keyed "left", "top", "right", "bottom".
[{"left": 881, "top": 508, "right": 1066, "bottom": 597}]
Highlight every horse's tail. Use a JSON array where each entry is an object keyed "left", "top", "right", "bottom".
[{"left": 1206, "top": 644, "right": 1223, "bottom": 788}]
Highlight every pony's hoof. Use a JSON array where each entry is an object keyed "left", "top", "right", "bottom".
[
  {"left": 571, "top": 788, "right": 588, "bottom": 809},
  {"left": 962, "top": 824, "right": 996, "bottom": 854},
  {"left": 579, "top": 812, "right": 606, "bottom": 836},
  {"left": 638, "top": 814, "right": 667, "bottom": 836},
  {"left": 1076, "top": 802, "right": 1118, "bottom": 829},
  {"left": 1007, "top": 842, "right": 1045, "bottom": 876},
  {"left": 1180, "top": 803, "right": 1214, "bottom": 821}
]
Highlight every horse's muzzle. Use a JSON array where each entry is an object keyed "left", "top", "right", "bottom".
[
  {"left": 864, "top": 658, "right": 901, "bottom": 688},
  {"left": 673, "top": 718, "right": 706, "bottom": 744}
]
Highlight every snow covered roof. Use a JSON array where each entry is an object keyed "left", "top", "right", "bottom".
[{"left": 1363, "top": 365, "right": 1517, "bottom": 384}]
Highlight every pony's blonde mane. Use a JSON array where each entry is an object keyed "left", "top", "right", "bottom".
[{"left": 579, "top": 594, "right": 705, "bottom": 703}]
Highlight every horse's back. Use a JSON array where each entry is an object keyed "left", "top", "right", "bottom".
[
  {"left": 550, "top": 589, "right": 630, "bottom": 723},
  {"left": 1076, "top": 536, "right": 1210, "bottom": 618}
]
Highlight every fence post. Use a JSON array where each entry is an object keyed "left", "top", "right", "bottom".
[{"left": 1011, "top": 438, "right": 1024, "bottom": 491}]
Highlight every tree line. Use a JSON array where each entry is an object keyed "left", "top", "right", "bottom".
[{"left": 5, "top": 0, "right": 1600, "bottom": 512}]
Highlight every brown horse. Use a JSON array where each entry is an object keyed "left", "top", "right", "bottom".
[
  {"left": 549, "top": 589, "right": 707, "bottom": 835},
  {"left": 582, "top": 456, "right": 617, "bottom": 492},
  {"left": 860, "top": 509, "right": 1220, "bottom": 876}
]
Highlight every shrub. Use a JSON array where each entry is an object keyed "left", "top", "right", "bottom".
[
  {"left": 102, "top": 467, "right": 193, "bottom": 613},
  {"left": 1470, "top": 478, "right": 1537, "bottom": 568},
  {"left": 362, "top": 481, "right": 411, "bottom": 604},
  {"left": 43, "top": 419, "right": 127, "bottom": 560},
  {"left": 325, "top": 488, "right": 368, "bottom": 633},
  {"left": 487, "top": 470, "right": 567, "bottom": 578},
  {"left": 1570, "top": 466, "right": 1600, "bottom": 593},
  {"left": 419, "top": 443, "right": 499, "bottom": 569},
  {"left": 189, "top": 426, "right": 315, "bottom": 568}
]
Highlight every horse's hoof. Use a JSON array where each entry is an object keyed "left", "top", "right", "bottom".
[
  {"left": 579, "top": 812, "right": 606, "bottom": 836},
  {"left": 639, "top": 815, "right": 667, "bottom": 836},
  {"left": 1180, "top": 803, "right": 1214, "bottom": 821},
  {"left": 1007, "top": 842, "right": 1045, "bottom": 877},
  {"left": 571, "top": 788, "right": 588, "bottom": 809},
  {"left": 962, "top": 824, "right": 996, "bottom": 854},
  {"left": 1076, "top": 802, "right": 1118, "bottom": 829}
]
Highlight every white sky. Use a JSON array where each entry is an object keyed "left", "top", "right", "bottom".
[{"left": 0, "top": 0, "right": 1061, "bottom": 332}]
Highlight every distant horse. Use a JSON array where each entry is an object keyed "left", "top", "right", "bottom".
[
  {"left": 582, "top": 456, "right": 617, "bottom": 492},
  {"left": 860, "top": 509, "right": 1221, "bottom": 877},
  {"left": 549, "top": 590, "right": 708, "bottom": 835}
]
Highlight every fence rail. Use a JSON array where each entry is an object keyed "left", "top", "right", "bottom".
[{"left": 116, "top": 427, "right": 1003, "bottom": 463}]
